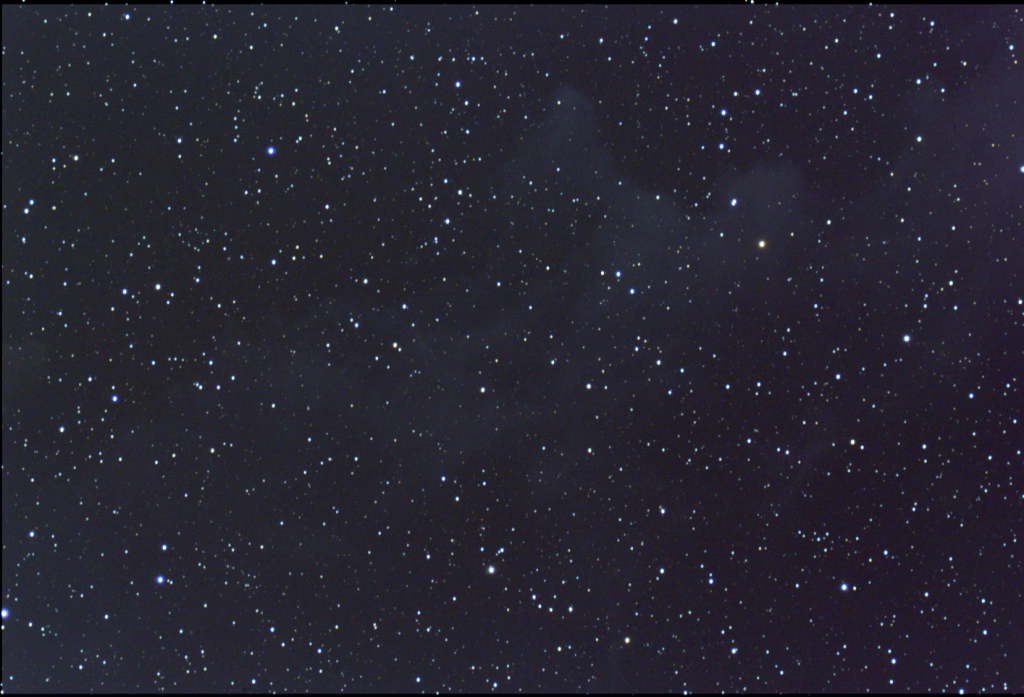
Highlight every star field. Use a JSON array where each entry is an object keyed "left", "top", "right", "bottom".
[{"left": 2, "top": 6, "right": 1022, "bottom": 694}]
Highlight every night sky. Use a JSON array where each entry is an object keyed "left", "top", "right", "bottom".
[{"left": 2, "top": 6, "right": 1022, "bottom": 694}]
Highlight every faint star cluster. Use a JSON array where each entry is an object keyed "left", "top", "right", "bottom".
[{"left": 1, "top": 5, "right": 1020, "bottom": 694}]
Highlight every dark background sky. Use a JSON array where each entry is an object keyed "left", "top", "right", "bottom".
[{"left": 2, "top": 6, "right": 1022, "bottom": 693}]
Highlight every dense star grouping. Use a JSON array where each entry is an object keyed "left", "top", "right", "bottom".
[{"left": 2, "top": 6, "right": 1021, "bottom": 693}]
